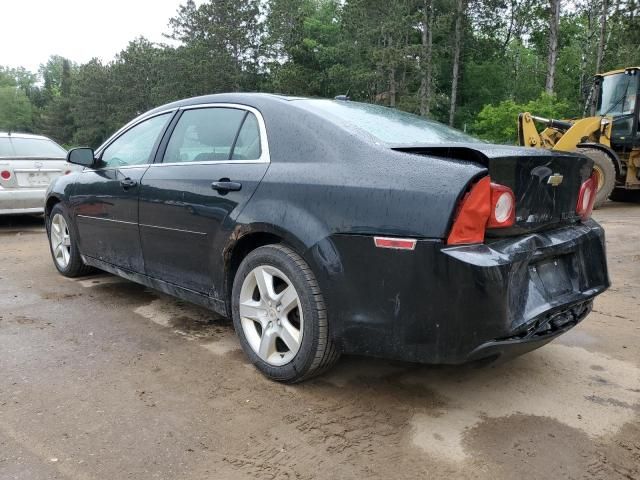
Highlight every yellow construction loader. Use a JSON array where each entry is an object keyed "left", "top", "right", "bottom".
[{"left": 518, "top": 66, "right": 640, "bottom": 207}]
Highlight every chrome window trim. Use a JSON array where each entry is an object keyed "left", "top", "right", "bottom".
[
  {"left": 82, "top": 164, "right": 150, "bottom": 173},
  {"left": 90, "top": 103, "right": 270, "bottom": 172},
  {"left": 149, "top": 103, "right": 270, "bottom": 167},
  {"left": 94, "top": 109, "right": 179, "bottom": 158},
  {"left": 150, "top": 159, "right": 268, "bottom": 168}
]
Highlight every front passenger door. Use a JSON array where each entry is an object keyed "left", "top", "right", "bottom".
[{"left": 71, "top": 112, "right": 173, "bottom": 272}]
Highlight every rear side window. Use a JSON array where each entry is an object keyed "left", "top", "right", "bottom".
[
  {"left": 232, "top": 113, "right": 261, "bottom": 160},
  {"left": 0, "top": 137, "right": 66, "bottom": 157},
  {"left": 163, "top": 108, "right": 258, "bottom": 163}
]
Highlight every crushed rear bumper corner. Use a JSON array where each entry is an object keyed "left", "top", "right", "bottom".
[{"left": 465, "top": 299, "right": 593, "bottom": 362}]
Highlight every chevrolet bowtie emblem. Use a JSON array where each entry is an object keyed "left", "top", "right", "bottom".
[{"left": 547, "top": 173, "right": 563, "bottom": 186}]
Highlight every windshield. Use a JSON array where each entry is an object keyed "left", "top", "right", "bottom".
[
  {"left": 0, "top": 137, "right": 67, "bottom": 157},
  {"left": 596, "top": 72, "right": 639, "bottom": 116},
  {"left": 300, "top": 100, "right": 481, "bottom": 145}
]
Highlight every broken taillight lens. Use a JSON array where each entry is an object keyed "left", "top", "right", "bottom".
[
  {"left": 576, "top": 171, "right": 598, "bottom": 221},
  {"left": 447, "top": 177, "right": 515, "bottom": 245}
]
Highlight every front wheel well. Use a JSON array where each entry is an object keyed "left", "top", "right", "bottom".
[
  {"left": 45, "top": 197, "right": 61, "bottom": 219},
  {"left": 225, "top": 232, "right": 284, "bottom": 310}
]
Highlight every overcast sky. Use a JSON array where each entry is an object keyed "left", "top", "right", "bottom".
[{"left": 1, "top": 0, "right": 200, "bottom": 73}]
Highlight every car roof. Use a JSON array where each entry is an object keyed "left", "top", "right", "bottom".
[
  {"left": 0, "top": 132, "right": 54, "bottom": 141},
  {"left": 105, "top": 93, "right": 482, "bottom": 156},
  {"left": 148, "top": 92, "right": 307, "bottom": 113},
  {"left": 99, "top": 93, "right": 322, "bottom": 152}
]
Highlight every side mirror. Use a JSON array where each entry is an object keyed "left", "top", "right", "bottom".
[{"left": 67, "top": 147, "right": 96, "bottom": 167}]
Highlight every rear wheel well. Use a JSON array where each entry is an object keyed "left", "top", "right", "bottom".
[{"left": 225, "top": 232, "right": 283, "bottom": 310}]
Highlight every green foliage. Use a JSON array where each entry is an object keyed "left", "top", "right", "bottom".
[
  {"left": 1, "top": 0, "right": 638, "bottom": 147},
  {"left": 472, "top": 93, "right": 570, "bottom": 144},
  {"left": 0, "top": 86, "right": 33, "bottom": 131}
]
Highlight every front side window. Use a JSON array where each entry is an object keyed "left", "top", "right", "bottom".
[
  {"left": 163, "top": 108, "right": 259, "bottom": 163},
  {"left": 101, "top": 113, "right": 171, "bottom": 168}
]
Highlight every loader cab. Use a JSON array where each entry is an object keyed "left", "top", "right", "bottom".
[{"left": 595, "top": 67, "right": 640, "bottom": 150}]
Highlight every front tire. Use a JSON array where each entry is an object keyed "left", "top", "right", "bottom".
[
  {"left": 47, "top": 203, "right": 93, "bottom": 277},
  {"left": 232, "top": 244, "right": 340, "bottom": 383}
]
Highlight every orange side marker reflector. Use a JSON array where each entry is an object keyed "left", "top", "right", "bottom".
[{"left": 374, "top": 237, "right": 417, "bottom": 250}]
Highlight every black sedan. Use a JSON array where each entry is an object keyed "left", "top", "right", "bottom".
[{"left": 45, "top": 93, "right": 609, "bottom": 382}]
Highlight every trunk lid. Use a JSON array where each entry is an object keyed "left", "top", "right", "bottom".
[
  {"left": 0, "top": 158, "right": 68, "bottom": 189},
  {"left": 392, "top": 144, "right": 593, "bottom": 235}
]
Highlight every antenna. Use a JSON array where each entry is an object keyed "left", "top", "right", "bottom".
[{"left": 334, "top": 89, "right": 351, "bottom": 101}]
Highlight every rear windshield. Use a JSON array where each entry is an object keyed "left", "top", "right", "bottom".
[
  {"left": 299, "top": 100, "right": 481, "bottom": 145},
  {"left": 0, "top": 137, "right": 67, "bottom": 157}
]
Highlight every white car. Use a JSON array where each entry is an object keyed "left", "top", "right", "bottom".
[{"left": 0, "top": 132, "right": 75, "bottom": 215}]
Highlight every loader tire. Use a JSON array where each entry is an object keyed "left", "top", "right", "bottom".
[{"left": 577, "top": 147, "right": 616, "bottom": 209}]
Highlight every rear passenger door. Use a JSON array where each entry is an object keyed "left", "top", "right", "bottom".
[{"left": 138, "top": 105, "right": 270, "bottom": 295}]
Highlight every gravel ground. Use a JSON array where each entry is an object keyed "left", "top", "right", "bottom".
[{"left": 0, "top": 203, "right": 638, "bottom": 480}]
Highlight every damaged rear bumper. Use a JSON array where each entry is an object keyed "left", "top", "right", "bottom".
[
  {"left": 465, "top": 299, "right": 593, "bottom": 362},
  {"left": 313, "top": 219, "right": 609, "bottom": 364}
]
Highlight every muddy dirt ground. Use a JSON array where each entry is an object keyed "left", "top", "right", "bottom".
[{"left": 0, "top": 203, "right": 639, "bottom": 480}]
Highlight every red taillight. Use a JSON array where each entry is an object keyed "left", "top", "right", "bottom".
[
  {"left": 374, "top": 236, "right": 417, "bottom": 250},
  {"left": 447, "top": 177, "right": 515, "bottom": 245},
  {"left": 487, "top": 183, "right": 516, "bottom": 228},
  {"left": 0, "top": 170, "right": 11, "bottom": 180},
  {"left": 447, "top": 177, "right": 492, "bottom": 245},
  {"left": 576, "top": 172, "right": 597, "bottom": 220}
]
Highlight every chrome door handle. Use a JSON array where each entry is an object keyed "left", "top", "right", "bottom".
[
  {"left": 120, "top": 178, "right": 137, "bottom": 189},
  {"left": 211, "top": 180, "right": 242, "bottom": 192}
]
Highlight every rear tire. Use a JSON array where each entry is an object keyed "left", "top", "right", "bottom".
[
  {"left": 47, "top": 203, "right": 93, "bottom": 277},
  {"left": 577, "top": 147, "right": 616, "bottom": 209},
  {"left": 232, "top": 244, "right": 340, "bottom": 383}
]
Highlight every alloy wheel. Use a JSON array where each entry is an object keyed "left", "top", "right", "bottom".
[
  {"left": 238, "top": 265, "right": 303, "bottom": 366},
  {"left": 50, "top": 213, "right": 71, "bottom": 269}
]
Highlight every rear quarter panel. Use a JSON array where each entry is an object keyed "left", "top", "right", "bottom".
[
  {"left": 237, "top": 100, "right": 487, "bottom": 246},
  {"left": 233, "top": 104, "right": 486, "bottom": 338}
]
